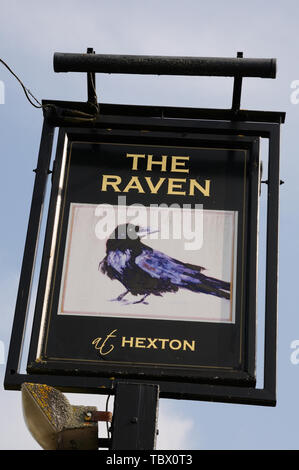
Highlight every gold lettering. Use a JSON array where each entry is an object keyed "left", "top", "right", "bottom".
[
  {"left": 189, "top": 179, "right": 210, "bottom": 196},
  {"left": 92, "top": 338, "right": 101, "bottom": 348},
  {"left": 147, "top": 338, "right": 158, "bottom": 349},
  {"left": 169, "top": 339, "right": 182, "bottom": 350},
  {"left": 144, "top": 177, "right": 165, "bottom": 194},
  {"left": 92, "top": 332, "right": 196, "bottom": 355},
  {"left": 171, "top": 156, "right": 190, "bottom": 173},
  {"left": 126, "top": 153, "right": 145, "bottom": 170},
  {"left": 147, "top": 155, "right": 167, "bottom": 172},
  {"left": 135, "top": 337, "right": 146, "bottom": 348},
  {"left": 158, "top": 338, "right": 169, "bottom": 349},
  {"left": 92, "top": 329, "right": 117, "bottom": 356},
  {"left": 101, "top": 175, "right": 121, "bottom": 192},
  {"left": 183, "top": 340, "right": 196, "bottom": 351},
  {"left": 123, "top": 176, "right": 145, "bottom": 193},
  {"left": 121, "top": 336, "right": 134, "bottom": 347},
  {"left": 167, "top": 178, "right": 186, "bottom": 195}
]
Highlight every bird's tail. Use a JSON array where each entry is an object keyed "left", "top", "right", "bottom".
[
  {"left": 203, "top": 275, "right": 230, "bottom": 293},
  {"left": 187, "top": 274, "right": 231, "bottom": 300}
]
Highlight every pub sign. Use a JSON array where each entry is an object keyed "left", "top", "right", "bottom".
[
  {"left": 26, "top": 122, "right": 259, "bottom": 388},
  {"left": 5, "top": 104, "right": 282, "bottom": 405}
]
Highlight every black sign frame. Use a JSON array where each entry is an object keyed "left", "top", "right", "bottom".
[{"left": 4, "top": 103, "right": 282, "bottom": 406}]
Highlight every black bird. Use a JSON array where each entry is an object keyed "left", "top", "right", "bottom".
[{"left": 99, "top": 223, "right": 231, "bottom": 304}]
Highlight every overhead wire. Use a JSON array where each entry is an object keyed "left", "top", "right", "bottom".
[
  {"left": 0, "top": 57, "right": 99, "bottom": 123},
  {"left": 0, "top": 57, "right": 43, "bottom": 109}
]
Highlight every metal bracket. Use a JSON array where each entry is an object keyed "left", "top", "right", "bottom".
[
  {"left": 42, "top": 47, "right": 100, "bottom": 126},
  {"left": 262, "top": 179, "right": 285, "bottom": 185},
  {"left": 84, "top": 410, "right": 112, "bottom": 423},
  {"left": 231, "top": 52, "right": 243, "bottom": 116},
  {"left": 86, "top": 47, "right": 98, "bottom": 107},
  {"left": 48, "top": 49, "right": 280, "bottom": 126}
]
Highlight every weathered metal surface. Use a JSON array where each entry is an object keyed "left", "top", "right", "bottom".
[
  {"left": 41, "top": 100, "right": 286, "bottom": 126},
  {"left": 21, "top": 383, "right": 99, "bottom": 450},
  {"left": 111, "top": 383, "right": 159, "bottom": 450},
  {"left": 84, "top": 410, "right": 112, "bottom": 423},
  {"left": 54, "top": 52, "right": 276, "bottom": 78}
]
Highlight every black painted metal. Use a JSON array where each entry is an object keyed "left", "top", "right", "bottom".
[
  {"left": 42, "top": 100, "right": 285, "bottom": 126},
  {"left": 111, "top": 383, "right": 159, "bottom": 450},
  {"left": 4, "top": 121, "right": 54, "bottom": 377},
  {"left": 26, "top": 128, "right": 67, "bottom": 366},
  {"left": 263, "top": 125, "right": 280, "bottom": 394},
  {"left": 86, "top": 48, "right": 97, "bottom": 106},
  {"left": 54, "top": 53, "right": 276, "bottom": 78},
  {"left": 231, "top": 52, "right": 243, "bottom": 114},
  {"left": 52, "top": 51, "right": 280, "bottom": 129},
  {"left": 4, "top": 371, "right": 275, "bottom": 406}
]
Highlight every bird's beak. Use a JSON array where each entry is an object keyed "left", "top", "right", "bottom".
[{"left": 137, "top": 226, "right": 159, "bottom": 238}]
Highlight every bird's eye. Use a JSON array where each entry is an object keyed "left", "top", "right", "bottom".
[{"left": 135, "top": 225, "right": 139, "bottom": 233}]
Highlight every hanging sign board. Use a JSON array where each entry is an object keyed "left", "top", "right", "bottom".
[{"left": 27, "top": 124, "right": 259, "bottom": 387}]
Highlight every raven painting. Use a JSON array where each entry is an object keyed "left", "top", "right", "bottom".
[{"left": 99, "top": 223, "right": 231, "bottom": 305}]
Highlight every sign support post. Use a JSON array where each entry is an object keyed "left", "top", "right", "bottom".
[{"left": 110, "top": 383, "right": 159, "bottom": 450}]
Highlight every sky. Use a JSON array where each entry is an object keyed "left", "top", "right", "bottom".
[{"left": 0, "top": 0, "right": 299, "bottom": 450}]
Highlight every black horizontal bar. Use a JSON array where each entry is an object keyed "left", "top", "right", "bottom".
[
  {"left": 4, "top": 372, "right": 275, "bottom": 406},
  {"left": 42, "top": 100, "right": 286, "bottom": 125},
  {"left": 53, "top": 53, "right": 276, "bottom": 78}
]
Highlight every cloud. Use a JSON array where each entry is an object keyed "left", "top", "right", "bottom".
[
  {"left": 1, "top": 0, "right": 292, "bottom": 109},
  {"left": 156, "top": 402, "right": 194, "bottom": 450},
  {"left": 0, "top": 381, "right": 40, "bottom": 450}
]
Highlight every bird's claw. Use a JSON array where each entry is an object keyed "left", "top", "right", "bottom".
[
  {"left": 132, "top": 294, "right": 150, "bottom": 305},
  {"left": 110, "top": 290, "right": 129, "bottom": 302},
  {"left": 110, "top": 296, "right": 127, "bottom": 302}
]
